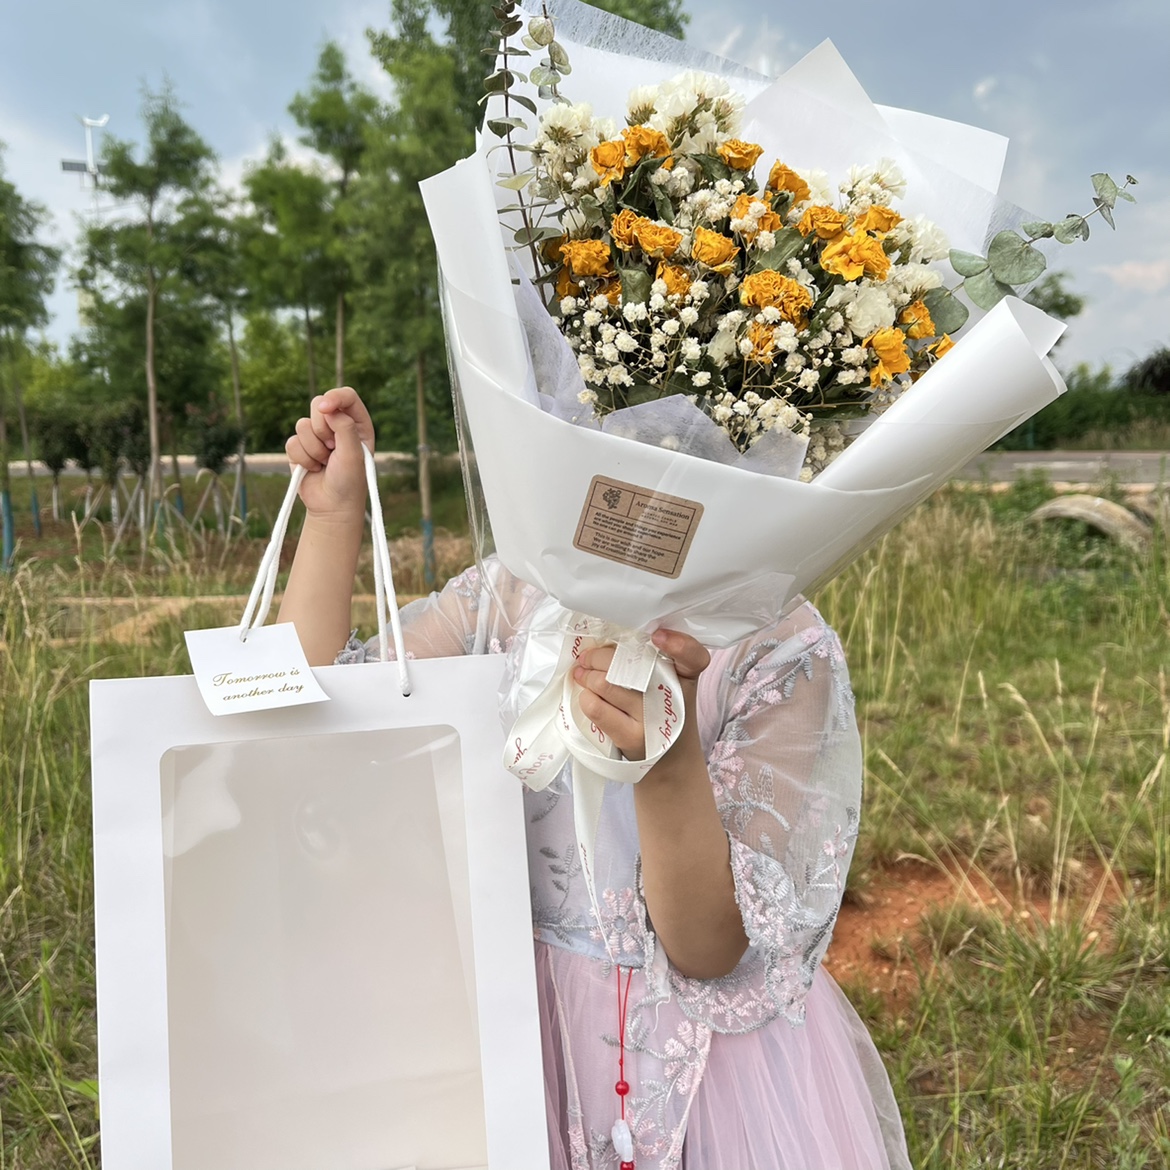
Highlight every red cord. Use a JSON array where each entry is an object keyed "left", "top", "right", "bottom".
[{"left": 615, "top": 963, "right": 633, "bottom": 1119}]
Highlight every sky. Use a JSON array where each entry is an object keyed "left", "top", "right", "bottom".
[{"left": 1, "top": 0, "right": 1167, "bottom": 375}]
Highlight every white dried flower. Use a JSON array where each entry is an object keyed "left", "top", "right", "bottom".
[{"left": 692, "top": 370, "right": 712, "bottom": 387}]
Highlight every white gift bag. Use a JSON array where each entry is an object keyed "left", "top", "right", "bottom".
[{"left": 90, "top": 451, "right": 549, "bottom": 1170}]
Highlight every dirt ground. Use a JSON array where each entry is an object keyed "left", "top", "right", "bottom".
[{"left": 823, "top": 858, "right": 1123, "bottom": 1010}]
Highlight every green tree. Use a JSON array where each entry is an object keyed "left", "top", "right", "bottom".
[
  {"left": 243, "top": 142, "right": 333, "bottom": 399},
  {"left": 86, "top": 85, "right": 215, "bottom": 511},
  {"left": 0, "top": 145, "right": 59, "bottom": 562},
  {"left": 289, "top": 42, "right": 379, "bottom": 387}
]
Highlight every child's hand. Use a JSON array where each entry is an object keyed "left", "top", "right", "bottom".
[
  {"left": 285, "top": 387, "right": 375, "bottom": 520},
  {"left": 572, "top": 630, "right": 710, "bottom": 761}
]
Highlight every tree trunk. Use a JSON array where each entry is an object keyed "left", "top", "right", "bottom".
[
  {"left": 0, "top": 390, "right": 12, "bottom": 572},
  {"left": 335, "top": 287, "right": 345, "bottom": 388},
  {"left": 52, "top": 477, "right": 60, "bottom": 522},
  {"left": 227, "top": 309, "right": 248, "bottom": 523},
  {"left": 145, "top": 272, "right": 164, "bottom": 513},
  {"left": 303, "top": 302, "right": 318, "bottom": 398},
  {"left": 416, "top": 349, "right": 435, "bottom": 590},
  {"left": 169, "top": 424, "right": 185, "bottom": 516},
  {"left": 13, "top": 370, "right": 41, "bottom": 537}
]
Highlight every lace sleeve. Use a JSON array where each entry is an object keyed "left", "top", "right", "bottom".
[
  {"left": 665, "top": 602, "right": 862, "bottom": 1032},
  {"left": 333, "top": 558, "right": 537, "bottom": 663}
]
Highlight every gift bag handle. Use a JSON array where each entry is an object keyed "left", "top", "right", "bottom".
[{"left": 238, "top": 445, "right": 412, "bottom": 697}]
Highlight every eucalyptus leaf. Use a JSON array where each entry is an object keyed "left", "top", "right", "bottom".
[
  {"left": 528, "top": 16, "right": 555, "bottom": 45},
  {"left": 652, "top": 185, "right": 675, "bottom": 224},
  {"left": 499, "top": 17, "right": 523, "bottom": 36},
  {"left": 965, "top": 268, "right": 1013, "bottom": 310},
  {"left": 1022, "top": 220, "right": 1055, "bottom": 239},
  {"left": 1117, "top": 189, "right": 1136, "bottom": 203},
  {"left": 548, "top": 41, "right": 570, "bottom": 69},
  {"left": 497, "top": 171, "right": 535, "bottom": 191},
  {"left": 922, "top": 287, "right": 969, "bottom": 334},
  {"left": 1093, "top": 195, "right": 1116, "bottom": 229},
  {"left": 487, "top": 117, "right": 527, "bottom": 137},
  {"left": 578, "top": 194, "right": 604, "bottom": 225},
  {"left": 483, "top": 70, "right": 515, "bottom": 94},
  {"left": 521, "top": 34, "right": 539, "bottom": 49},
  {"left": 529, "top": 65, "right": 558, "bottom": 88},
  {"left": 1053, "top": 215, "right": 1089, "bottom": 244},
  {"left": 752, "top": 228, "right": 804, "bottom": 271},
  {"left": 693, "top": 153, "right": 731, "bottom": 183},
  {"left": 1091, "top": 172, "right": 1119, "bottom": 209},
  {"left": 507, "top": 93, "right": 538, "bottom": 115},
  {"left": 949, "top": 249, "right": 989, "bottom": 278},
  {"left": 513, "top": 224, "right": 564, "bottom": 246},
  {"left": 986, "top": 230, "right": 1047, "bottom": 284},
  {"left": 619, "top": 266, "right": 653, "bottom": 305}
]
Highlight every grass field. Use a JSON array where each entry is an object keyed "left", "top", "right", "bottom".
[{"left": 1, "top": 471, "right": 1168, "bottom": 1168}]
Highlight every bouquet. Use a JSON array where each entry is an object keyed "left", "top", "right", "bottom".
[
  {"left": 494, "top": 12, "right": 1133, "bottom": 478},
  {"left": 420, "top": 0, "right": 1131, "bottom": 642}
]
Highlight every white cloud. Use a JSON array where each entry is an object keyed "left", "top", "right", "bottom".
[
  {"left": 972, "top": 76, "right": 997, "bottom": 104},
  {"left": 1097, "top": 258, "right": 1170, "bottom": 294}
]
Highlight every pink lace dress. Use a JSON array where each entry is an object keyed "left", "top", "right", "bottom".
[{"left": 339, "top": 562, "right": 910, "bottom": 1170}]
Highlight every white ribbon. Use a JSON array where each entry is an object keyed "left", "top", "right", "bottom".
[
  {"left": 503, "top": 613, "right": 685, "bottom": 955},
  {"left": 238, "top": 446, "right": 412, "bottom": 696}
]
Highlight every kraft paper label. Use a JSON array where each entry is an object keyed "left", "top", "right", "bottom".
[{"left": 573, "top": 476, "right": 703, "bottom": 579}]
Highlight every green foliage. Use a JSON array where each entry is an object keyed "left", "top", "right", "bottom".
[
  {"left": 1024, "top": 271, "right": 1085, "bottom": 323},
  {"left": 237, "top": 311, "right": 311, "bottom": 451},
  {"left": 1122, "top": 346, "right": 1170, "bottom": 396},
  {"left": 996, "top": 361, "right": 1170, "bottom": 450},
  {"left": 950, "top": 174, "right": 1136, "bottom": 312},
  {"left": 186, "top": 398, "right": 244, "bottom": 477},
  {"left": 0, "top": 147, "right": 59, "bottom": 335}
]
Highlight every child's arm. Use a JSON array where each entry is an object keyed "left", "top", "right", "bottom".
[
  {"left": 573, "top": 634, "right": 750, "bottom": 981},
  {"left": 277, "top": 389, "right": 374, "bottom": 666}
]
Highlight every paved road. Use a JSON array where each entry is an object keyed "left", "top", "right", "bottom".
[
  {"left": 9, "top": 450, "right": 1170, "bottom": 485},
  {"left": 957, "top": 450, "right": 1170, "bottom": 485}
]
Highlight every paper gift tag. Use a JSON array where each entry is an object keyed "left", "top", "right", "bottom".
[{"left": 184, "top": 625, "right": 330, "bottom": 716}]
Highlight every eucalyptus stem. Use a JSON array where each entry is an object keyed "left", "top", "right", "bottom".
[{"left": 498, "top": 23, "right": 542, "bottom": 277}]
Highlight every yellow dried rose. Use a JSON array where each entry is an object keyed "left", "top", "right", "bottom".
[
  {"left": 657, "top": 261, "right": 691, "bottom": 298},
  {"left": 820, "top": 228, "right": 891, "bottom": 282},
  {"left": 718, "top": 139, "right": 765, "bottom": 171},
  {"left": 930, "top": 333, "right": 955, "bottom": 359},
  {"left": 899, "top": 300, "right": 936, "bottom": 340},
  {"left": 631, "top": 217, "right": 683, "bottom": 259},
  {"left": 609, "top": 208, "right": 640, "bottom": 251},
  {"left": 747, "top": 321, "right": 777, "bottom": 364},
  {"left": 591, "top": 139, "right": 627, "bottom": 187},
  {"left": 561, "top": 239, "right": 614, "bottom": 278},
  {"left": 691, "top": 227, "right": 740, "bottom": 273},
  {"left": 766, "top": 161, "right": 811, "bottom": 204},
  {"left": 555, "top": 266, "right": 581, "bottom": 300},
  {"left": 622, "top": 124, "right": 674, "bottom": 168},
  {"left": 866, "top": 327, "right": 910, "bottom": 386},
  {"left": 599, "top": 277, "right": 623, "bottom": 306},
  {"left": 731, "top": 194, "right": 782, "bottom": 241},
  {"left": 853, "top": 205, "right": 903, "bottom": 234},
  {"left": 542, "top": 234, "right": 568, "bottom": 264},
  {"left": 797, "top": 204, "right": 848, "bottom": 240},
  {"left": 739, "top": 270, "right": 814, "bottom": 327}
]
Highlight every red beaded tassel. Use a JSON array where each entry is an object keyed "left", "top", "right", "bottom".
[{"left": 612, "top": 964, "right": 635, "bottom": 1170}]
